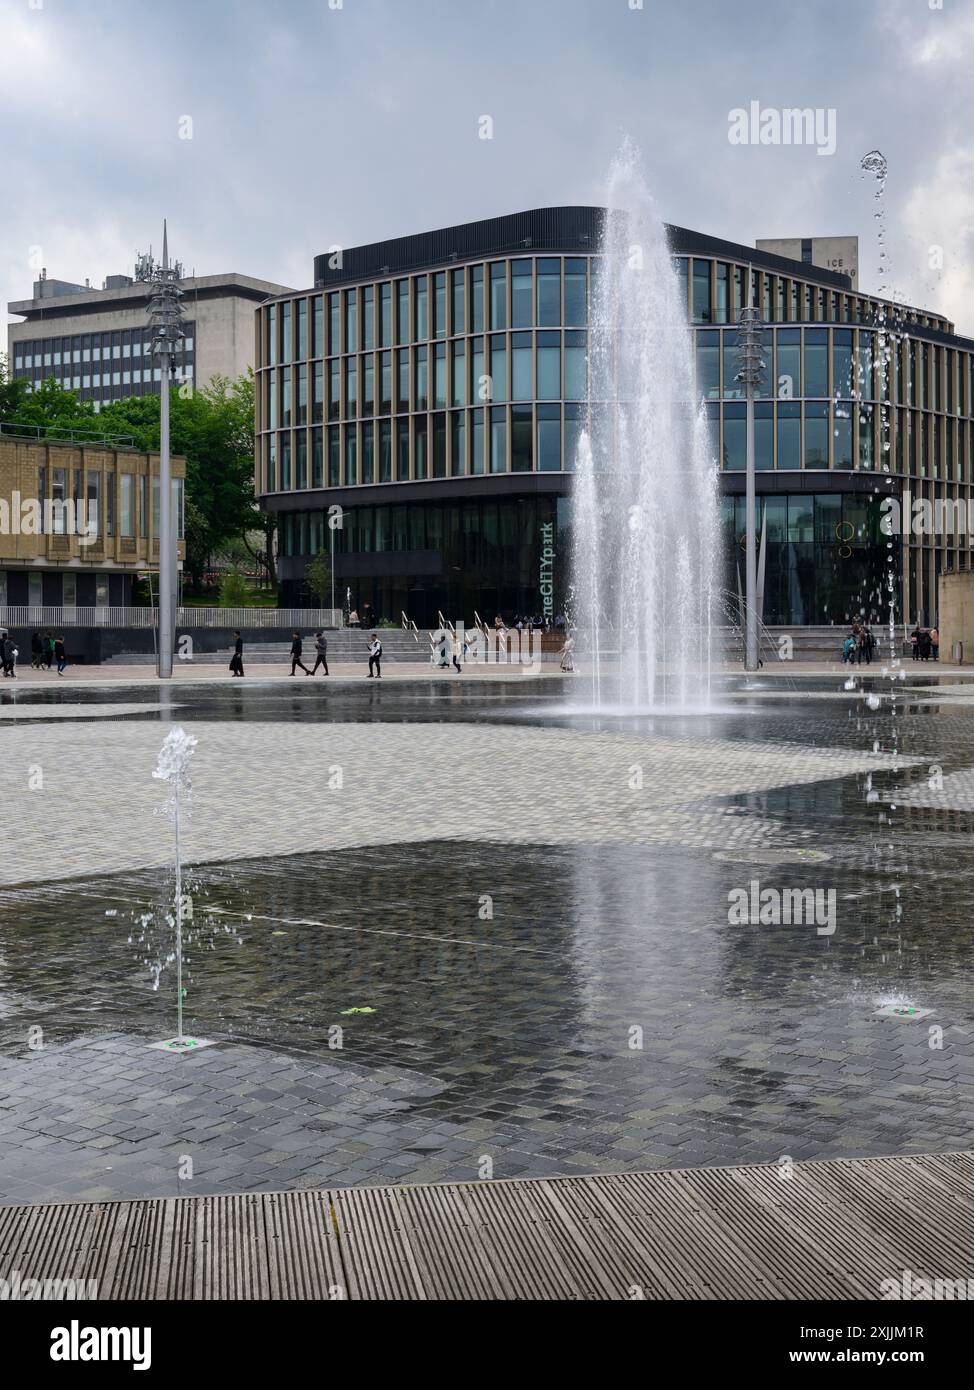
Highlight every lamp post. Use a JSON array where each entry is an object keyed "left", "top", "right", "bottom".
[
  {"left": 735, "top": 269, "right": 765, "bottom": 672},
  {"left": 143, "top": 223, "right": 185, "bottom": 679}
]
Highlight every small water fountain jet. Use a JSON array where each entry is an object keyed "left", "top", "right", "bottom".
[
  {"left": 147, "top": 726, "right": 216, "bottom": 1054},
  {"left": 571, "top": 138, "right": 720, "bottom": 712}
]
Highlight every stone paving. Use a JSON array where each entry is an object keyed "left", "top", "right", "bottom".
[{"left": 0, "top": 680, "right": 972, "bottom": 1206}]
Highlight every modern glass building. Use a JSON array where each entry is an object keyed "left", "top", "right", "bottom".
[{"left": 256, "top": 208, "right": 974, "bottom": 628}]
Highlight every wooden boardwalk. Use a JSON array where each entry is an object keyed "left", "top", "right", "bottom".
[{"left": 3, "top": 1151, "right": 974, "bottom": 1300}]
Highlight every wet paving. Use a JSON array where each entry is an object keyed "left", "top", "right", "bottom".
[{"left": 1, "top": 674, "right": 973, "bottom": 1203}]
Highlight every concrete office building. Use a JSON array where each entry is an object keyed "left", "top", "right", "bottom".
[
  {"left": 8, "top": 264, "right": 295, "bottom": 409},
  {"left": 255, "top": 207, "right": 974, "bottom": 629}
]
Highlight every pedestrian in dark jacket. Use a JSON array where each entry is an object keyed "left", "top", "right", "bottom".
[
  {"left": 30, "top": 631, "right": 42, "bottom": 668},
  {"left": 229, "top": 631, "right": 245, "bottom": 677},
  {"left": 290, "top": 631, "right": 311, "bottom": 676},
  {"left": 54, "top": 636, "right": 67, "bottom": 675},
  {"left": 311, "top": 631, "right": 329, "bottom": 675},
  {"left": 1, "top": 632, "right": 15, "bottom": 678},
  {"left": 42, "top": 631, "right": 54, "bottom": 670}
]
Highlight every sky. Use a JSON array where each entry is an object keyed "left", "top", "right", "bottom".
[{"left": 2, "top": 0, "right": 973, "bottom": 334}]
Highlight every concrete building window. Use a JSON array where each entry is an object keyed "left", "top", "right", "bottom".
[
  {"left": 63, "top": 573, "right": 76, "bottom": 608},
  {"left": 471, "top": 265, "right": 484, "bottom": 333},
  {"left": 489, "top": 263, "right": 507, "bottom": 330},
  {"left": 490, "top": 405, "right": 507, "bottom": 473},
  {"left": 52, "top": 468, "right": 67, "bottom": 534},
  {"left": 29, "top": 573, "right": 42, "bottom": 607},
  {"left": 363, "top": 286, "right": 375, "bottom": 350},
  {"left": 414, "top": 277, "right": 428, "bottom": 341},
  {"left": 511, "top": 259, "right": 532, "bottom": 328},
  {"left": 537, "top": 403, "right": 561, "bottom": 472},
  {"left": 537, "top": 259, "right": 561, "bottom": 327}
]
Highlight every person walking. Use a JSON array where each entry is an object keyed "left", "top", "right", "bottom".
[
  {"left": 910, "top": 626, "right": 920, "bottom": 662},
  {"left": 54, "top": 635, "right": 67, "bottom": 675},
  {"left": 290, "top": 630, "right": 311, "bottom": 676},
  {"left": 311, "top": 630, "right": 329, "bottom": 676},
  {"left": 42, "top": 630, "right": 54, "bottom": 670},
  {"left": 367, "top": 632, "right": 382, "bottom": 678},
  {"left": 30, "top": 631, "right": 42, "bottom": 669},
  {"left": 559, "top": 634, "right": 576, "bottom": 672},
  {"left": 1, "top": 630, "right": 14, "bottom": 678},
  {"left": 452, "top": 631, "right": 463, "bottom": 675},
  {"left": 229, "top": 630, "right": 245, "bottom": 677},
  {"left": 930, "top": 626, "right": 940, "bottom": 660}
]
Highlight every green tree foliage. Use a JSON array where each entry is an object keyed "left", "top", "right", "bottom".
[
  {"left": 305, "top": 548, "right": 333, "bottom": 605},
  {"left": 0, "top": 364, "right": 272, "bottom": 591},
  {"left": 217, "top": 565, "right": 251, "bottom": 608}
]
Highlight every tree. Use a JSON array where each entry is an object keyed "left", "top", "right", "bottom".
[
  {"left": 305, "top": 549, "right": 333, "bottom": 607},
  {"left": 218, "top": 566, "right": 250, "bottom": 608}
]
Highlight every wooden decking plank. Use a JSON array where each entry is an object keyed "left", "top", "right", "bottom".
[{"left": 3, "top": 1151, "right": 974, "bottom": 1301}]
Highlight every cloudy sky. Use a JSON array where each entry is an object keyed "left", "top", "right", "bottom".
[{"left": 2, "top": 0, "right": 973, "bottom": 334}]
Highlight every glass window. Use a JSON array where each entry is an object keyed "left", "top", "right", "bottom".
[
  {"left": 692, "top": 260, "right": 712, "bottom": 324},
  {"left": 451, "top": 341, "right": 466, "bottom": 406},
  {"left": 363, "top": 354, "right": 374, "bottom": 414},
  {"left": 859, "top": 404, "right": 875, "bottom": 470},
  {"left": 565, "top": 331, "right": 586, "bottom": 400},
  {"left": 280, "top": 434, "right": 291, "bottom": 489},
  {"left": 451, "top": 269, "right": 465, "bottom": 335},
  {"left": 281, "top": 302, "right": 292, "bottom": 362},
  {"left": 471, "top": 408, "right": 485, "bottom": 474},
  {"left": 380, "top": 283, "right": 392, "bottom": 347},
  {"left": 120, "top": 474, "right": 135, "bottom": 536},
  {"left": 832, "top": 328, "right": 853, "bottom": 398},
  {"left": 414, "top": 416, "right": 428, "bottom": 478},
  {"left": 471, "top": 265, "right": 484, "bottom": 333},
  {"left": 380, "top": 351, "right": 392, "bottom": 414},
  {"left": 755, "top": 403, "right": 773, "bottom": 470},
  {"left": 379, "top": 419, "right": 392, "bottom": 482},
  {"left": 490, "top": 405, "right": 507, "bottom": 472},
  {"left": 537, "top": 258, "right": 561, "bottom": 326},
  {"left": 537, "top": 332, "right": 560, "bottom": 399},
  {"left": 564, "top": 403, "right": 584, "bottom": 468},
  {"left": 450, "top": 412, "right": 465, "bottom": 475},
  {"left": 537, "top": 403, "right": 561, "bottom": 472},
  {"left": 296, "top": 300, "right": 307, "bottom": 360},
  {"left": 329, "top": 294, "right": 340, "bottom": 354},
  {"left": 312, "top": 427, "right": 323, "bottom": 487},
  {"left": 696, "top": 331, "right": 720, "bottom": 400},
  {"left": 362, "top": 286, "right": 374, "bottom": 351},
  {"left": 397, "top": 280, "right": 409, "bottom": 345},
  {"left": 722, "top": 403, "right": 745, "bottom": 470},
  {"left": 777, "top": 401, "right": 801, "bottom": 469},
  {"left": 312, "top": 296, "right": 323, "bottom": 357},
  {"left": 433, "top": 342, "right": 446, "bottom": 408},
  {"left": 489, "top": 335, "right": 507, "bottom": 402},
  {"left": 313, "top": 361, "right": 323, "bottom": 423},
  {"left": 328, "top": 360, "right": 340, "bottom": 419},
  {"left": 344, "top": 428, "right": 357, "bottom": 485},
  {"left": 268, "top": 305, "right": 277, "bottom": 366},
  {"left": 397, "top": 349, "right": 409, "bottom": 411},
  {"left": 776, "top": 328, "right": 801, "bottom": 400},
  {"left": 396, "top": 418, "right": 409, "bottom": 480},
  {"left": 715, "top": 264, "right": 729, "bottom": 324},
  {"left": 511, "top": 259, "right": 532, "bottom": 328},
  {"left": 345, "top": 358, "right": 357, "bottom": 417},
  {"left": 489, "top": 262, "right": 507, "bottom": 330},
  {"left": 511, "top": 333, "right": 532, "bottom": 400},
  {"left": 511, "top": 405, "right": 532, "bottom": 472},
  {"left": 266, "top": 437, "right": 276, "bottom": 492},
  {"left": 804, "top": 402, "right": 829, "bottom": 466},
  {"left": 432, "top": 413, "right": 447, "bottom": 476},
  {"left": 296, "top": 431, "right": 308, "bottom": 488},
  {"left": 328, "top": 428, "right": 340, "bottom": 486},
  {"left": 564, "top": 259, "right": 587, "bottom": 325},
  {"left": 282, "top": 367, "right": 292, "bottom": 427},
  {"left": 415, "top": 275, "right": 428, "bottom": 340},
  {"left": 362, "top": 421, "right": 375, "bottom": 483},
  {"left": 472, "top": 338, "right": 486, "bottom": 403},
  {"left": 833, "top": 405, "right": 853, "bottom": 469},
  {"left": 433, "top": 273, "right": 446, "bottom": 339},
  {"left": 345, "top": 291, "right": 358, "bottom": 353},
  {"left": 804, "top": 328, "right": 829, "bottom": 396},
  {"left": 414, "top": 345, "right": 428, "bottom": 410}
]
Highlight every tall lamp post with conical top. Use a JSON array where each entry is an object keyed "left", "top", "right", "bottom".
[{"left": 144, "top": 224, "right": 185, "bottom": 679}]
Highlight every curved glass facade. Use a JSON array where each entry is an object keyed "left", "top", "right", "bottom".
[{"left": 257, "top": 211, "right": 974, "bottom": 627}]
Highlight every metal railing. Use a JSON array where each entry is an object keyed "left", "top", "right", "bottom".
[
  {"left": 0, "top": 606, "right": 341, "bottom": 629},
  {"left": 0, "top": 421, "right": 137, "bottom": 448},
  {"left": 401, "top": 611, "right": 420, "bottom": 642}
]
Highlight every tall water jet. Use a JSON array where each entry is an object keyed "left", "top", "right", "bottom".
[
  {"left": 572, "top": 141, "right": 720, "bottom": 710},
  {"left": 148, "top": 725, "right": 216, "bottom": 1054}
]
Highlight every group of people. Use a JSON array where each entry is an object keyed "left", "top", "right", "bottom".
[
  {"left": 841, "top": 622, "right": 877, "bottom": 665},
  {"left": 228, "top": 630, "right": 384, "bottom": 679},
  {"left": 1, "top": 629, "right": 67, "bottom": 677},
  {"left": 910, "top": 626, "right": 940, "bottom": 661},
  {"left": 346, "top": 604, "right": 378, "bottom": 630}
]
